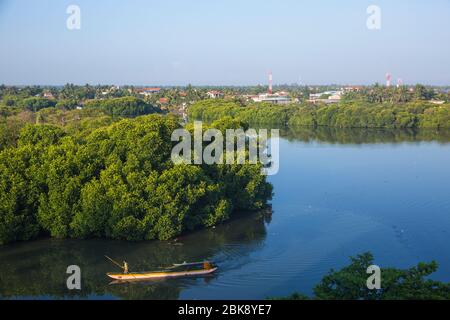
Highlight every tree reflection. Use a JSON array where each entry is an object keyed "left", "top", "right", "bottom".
[
  {"left": 280, "top": 126, "right": 450, "bottom": 144},
  {"left": 0, "top": 209, "right": 271, "bottom": 299}
]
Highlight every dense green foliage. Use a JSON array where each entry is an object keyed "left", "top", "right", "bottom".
[
  {"left": 0, "top": 119, "right": 24, "bottom": 151},
  {"left": 272, "top": 252, "right": 450, "bottom": 300},
  {"left": 55, "top": 98, "right": 80, "bottom": 110},
  {"left": 0, "top": 115, "right": 272, "bottom": 244},
  {"left": 189, "top": 100, "right": 450, "bottom": 129},
  {"left": 188, "top": 99, "right": 296, "bottom": 125},
  {"left": 342, "top": 84, "right": 442, "bottom": 103},
  {"left": 2, "top": 84, "right": 449, "bottom": 129},
  {"left": 0, "top": 108, "right": 120, "bottom": 152},
  {"left": 19, "top": 97, "right": 56, "bottom": 112},
  {"left": 289, "top": 102, "right": 450, "bottom": 129},
  {"left": 83, "top": 97, "right": 159, "bottom": 117}
]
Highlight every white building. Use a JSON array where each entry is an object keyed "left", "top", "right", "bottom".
[
  {"left": 309, "top": 90, "right": 342, "bottom": 104},
  {"left": 251, "top": 92, "right": 291, "bottom": 105},
  {"left": 207, "top": 90, "right": 224, "bottom": 99}
]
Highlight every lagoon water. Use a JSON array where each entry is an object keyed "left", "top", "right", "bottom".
[{"left": 1, "top": 128, "right": 450, "bottom": 299}]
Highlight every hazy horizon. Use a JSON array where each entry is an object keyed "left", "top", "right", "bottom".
[
  {"left": 1, "top": 0, "right": 450, "bottom": 86},
  {"left": 2, "top": 83, "right": 450, "bottom": 88}
]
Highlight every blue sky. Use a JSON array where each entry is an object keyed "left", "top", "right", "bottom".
[{"left": 1, "top": 0, "right": 449, "bottom": 86}]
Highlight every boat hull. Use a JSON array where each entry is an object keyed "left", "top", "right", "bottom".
[{"left": 107, "top": 267, "right": 218, "bottom": 280}]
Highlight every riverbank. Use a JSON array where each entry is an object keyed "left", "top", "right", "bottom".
[{"left": 188, "top": 100, "right": 450, "bottom": 129}]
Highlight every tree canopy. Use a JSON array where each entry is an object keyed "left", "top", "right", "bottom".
[
  {"left": 19, "top": 97, "right": 56, "bottom": 112},
  {"left": 189, "top": 100, "right": 450, "bottom": 129},
  {"left": 83, "top": 97, "right": 160, "bottom": 117},
  {"left": 272, "top": 252, "right": 450, "bottom": 300},
  {"left": 0, "top": 115, "right": 272, "bottom": 244}
]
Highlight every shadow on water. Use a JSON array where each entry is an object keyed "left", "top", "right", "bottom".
[
  {"left": 271, "top": 126, "right": 450, "bottom": 145},
  {"left": 0, "top": 210, "right": 272, "bottom": 300}
]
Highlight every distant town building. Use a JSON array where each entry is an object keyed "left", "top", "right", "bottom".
[
  {"left": 159, "top": 97, "right": 168, "bottom": 104},
  {"left": 251, "top": 92, "right": 291, "bottom": 105},
  {"left": 328, "top": 94, "right": 342, "bottom": 101},
  {"left": 207, "top": 90, "right": 224, "bottom": 99},
  {"left": 430, "top": 100, "right": 445, "bottom": 105},
  {"left": 101, "top": 85, "right": 120, "bottom": 95},
  {"left": 43, "top": 91, "right": 55, "bottom": 99},
  {"left": 137, "top": 87, "right": 161, "bottom": 96},
  {"left": 308, "top": 90, "right": 342, "bottom": 104},
  {"left": 343, "top": 86, "right": 363, "bottom": 92},
  {"left": 248, "top": 72, "right": 292, "bottom": 104},
  {"left": 309, "top": 93, "right": 323, "bottom": 100}
]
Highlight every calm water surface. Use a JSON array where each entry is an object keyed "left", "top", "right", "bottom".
[{"left": 1, "top": 128, "right": 450, "bottom": 299}]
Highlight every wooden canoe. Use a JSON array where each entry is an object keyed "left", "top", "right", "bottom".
[{"left": 107, "top": 267, "right": 218, "bottom": 281}]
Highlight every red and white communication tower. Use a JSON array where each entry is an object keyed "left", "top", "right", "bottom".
[
  {"left": 397, "top": 78, "right": 403, "bottom": 88},
  {"left": 268, "top": 71, "right": 273, "bottom": 94},
  {"left": 386, "top": 73, "right": 392, "bottom": 87}
]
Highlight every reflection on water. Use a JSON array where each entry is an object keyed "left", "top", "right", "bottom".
[
  {"left": 0, "top": 211, "right": 271, "bottom": 299},
  {"left": 1, "top": 127, "right": 450, "bottom": 299},
  {"left": 280, "top": 126, "right": 450, "bottom": 144}
]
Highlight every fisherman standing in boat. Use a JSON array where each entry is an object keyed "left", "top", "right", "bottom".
[
  {"left": 123, "top": 261, "right": 129, "bottom": 274},
  {"left": 203, "top": 261, "right": 212, "bottom": 270}
]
